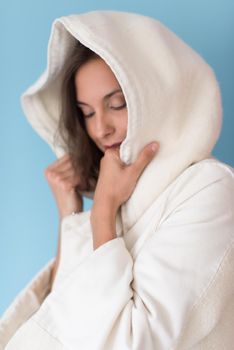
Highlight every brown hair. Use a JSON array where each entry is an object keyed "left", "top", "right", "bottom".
[{"left": 55, "top": 40, "right": 103, "bottom": 193}]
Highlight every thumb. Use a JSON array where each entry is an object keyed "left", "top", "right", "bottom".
[{"left": 132, "top": 141, "right": 159, "bottom": 176}]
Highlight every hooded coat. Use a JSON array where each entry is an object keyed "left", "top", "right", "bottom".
[{"left": 1, "top": 10, "right": 234, "bottom": 350}]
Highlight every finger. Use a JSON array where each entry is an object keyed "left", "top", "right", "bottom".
[
  {"left": 46, "top": 153, "right": 71, "bottom": 170},
  {"left": 105, "top": 147, "right": 125, "bottom": 166},
  {"left": 131, "top": 142, "right": 159, "bottom": 176},
  {"left": 46, "top": 165, "right": 74, "bottom": 183},
  {"left": 60, "top": 173, "right": 87, "bottom": 191},
  {"left": 54, "top": 159, "right": 74, "bottom": 173},
  {"left": 56, "top": 167, "right": 76, "bottom": 179},
  {"left": 61, "top": 168, "right": 85, "bottom": 187},
  {"left": 51, "top": 165, "right": 81, "bottom": 183},
  {"left": 104, "top": 147, "right": 119, "bottom": 157},
  {"left": 111, "top": 148, "right": 122, "bottom": 162}
]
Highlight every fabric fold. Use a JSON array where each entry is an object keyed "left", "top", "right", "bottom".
[
  {"left": 8, "top": 164, "right": 233, "bottom": 349},
  {"left": 0, "top": 258, "right": 55, "bottom": 350}
]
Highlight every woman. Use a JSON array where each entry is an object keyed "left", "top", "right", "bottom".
[
  {"left": 1, "top": 10, "right": 234, "bottom": 350},
  {"left": 46, "top": 46, "right": 159, "bottom": 281}
]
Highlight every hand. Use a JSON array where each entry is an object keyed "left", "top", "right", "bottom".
[
  {"left": 93, "top": 141, "right": 160, "bottom": 212},
  {"left": 44, "top": 154, "right": 87, "bottom": 220}
]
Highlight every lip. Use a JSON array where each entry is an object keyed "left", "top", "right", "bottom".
[{"left": 104, "top": 142, "right": 122, "bottom": 150}]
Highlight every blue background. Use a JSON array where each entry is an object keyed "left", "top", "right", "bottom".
[{"left": 0, "top": 0, "right": 233, "bottom": 316}]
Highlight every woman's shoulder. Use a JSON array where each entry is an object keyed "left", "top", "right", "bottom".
[
  {"left": 164, "top": 156, "right": 234, "bottom": 215},
  {"left": 189, "top": 156, "right": 234, "bottom": 179},
  {"left": 174, "top": 156, "right": 233, "bottom": 193}
]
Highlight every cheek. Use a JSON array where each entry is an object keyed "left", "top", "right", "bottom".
[{"left": 120, "top": 112, "right": 128, "bottom": 136}]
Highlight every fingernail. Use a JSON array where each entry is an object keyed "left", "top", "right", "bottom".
[{"left": 151, "top": 142, "right": 158, "bottom": 152}]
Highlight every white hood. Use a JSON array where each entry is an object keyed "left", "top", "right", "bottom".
[{"left": 20, "top": 10, "right": 222, "bottom": 233}]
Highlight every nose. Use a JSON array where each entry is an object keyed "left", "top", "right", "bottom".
[{"left": 94, "top": 113, "right": 114, "bottom": 138}]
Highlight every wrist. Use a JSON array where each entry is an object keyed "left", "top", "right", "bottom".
[
  {"left": 91, "top": 205, "right": 117, "bottom": 250},
  {"left": 92, "top": 195, "right": 119, "bottom": 213},
  {"left": 59, "top": 207, "right": 83, "bottom": 221},
  {"left": 91, "top": 201, "right": 118, "bottom": 222}
]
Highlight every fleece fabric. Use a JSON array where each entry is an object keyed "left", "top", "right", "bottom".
[{"left": 1, "top": 10, "right": 234, "bottom": 350}]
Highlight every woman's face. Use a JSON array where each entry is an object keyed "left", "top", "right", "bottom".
[{"left": 74, "top": 58, "right": 128, "bottom": 153}]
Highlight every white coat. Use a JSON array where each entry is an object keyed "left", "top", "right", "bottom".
[{"left": 1, "top": 10, "right": 234, "bottom": 350}]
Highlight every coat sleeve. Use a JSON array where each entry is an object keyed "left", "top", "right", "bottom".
[
  {"left": 0, "top": 211, "right": 94, "bottom": 350},
  {"left": 22, "top": 173, "right": 234, "bottom": 350},
  {"left": 0, "top": 257, "right": 55, "bottom": 350}
]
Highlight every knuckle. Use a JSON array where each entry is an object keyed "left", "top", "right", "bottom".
[
  {"left": 105, "top": 148, "right": 114, "bottom": 156},
  {"left": 57, "top": 178, "right": 70, "bottom": 190},
  {"left": 56, "top": 176, "right": 64, "bottom": 185},
  {"left": 44, "top": 168, "right": 54, "bottom": 179},
  {"left": 51, "top": 172, "right": 58, "bottom": 180},
  {"left": 62, "top": 182, "right": 71, "bottom": 191}
]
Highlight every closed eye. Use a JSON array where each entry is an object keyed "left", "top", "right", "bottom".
[
  {"left": 110, "top": 102, "right": 126, "bottom": 110},
  {"left": 81, "top": 102, "right": 126, "bottom": 118}
]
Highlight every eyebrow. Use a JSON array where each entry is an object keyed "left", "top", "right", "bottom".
[{"left": 76, "top": 88, "right": 123, "bottom": 106}]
